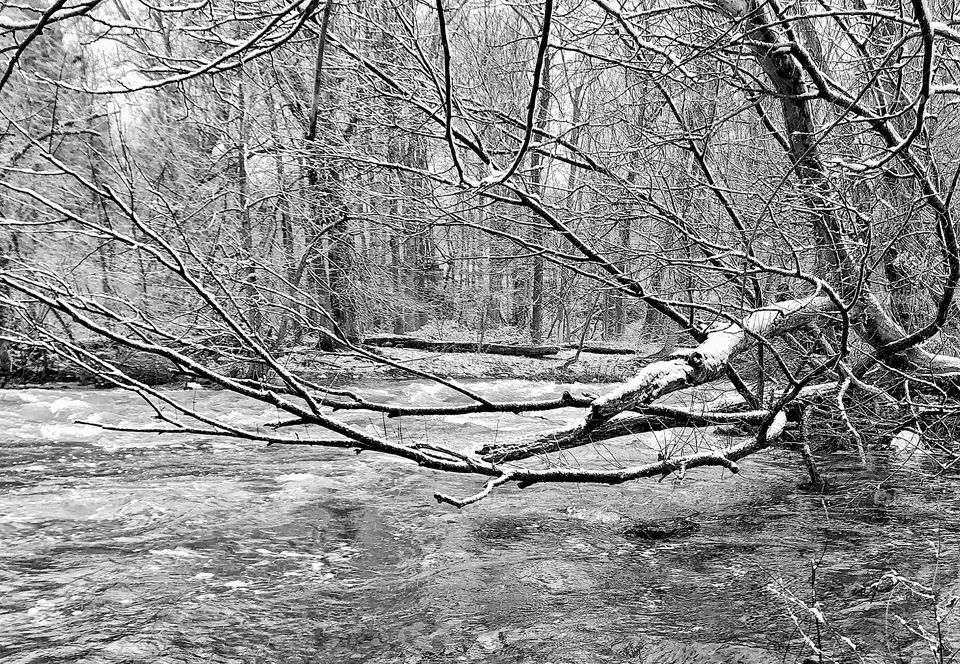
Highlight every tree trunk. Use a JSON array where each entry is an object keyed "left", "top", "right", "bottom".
[
  {"left": 303, "top": 1, "right": 357, "bottom": 347},
  {"left": 236, "top": 76, "right": 262, "bottom": 337},
  {"left": 275, "top": 131, "right": 299, "bottom": 345},
  {"left": 390, "top": 232, "right": 405, "bottom": 334},
  {"left": 529, "top": 57, "right": 551, "bottom": 343},
  {"left": 327, "top": 211, "right": 357, "bottom": 341},
  {"left": 721, "top": 0, "right": 960, "bottom": 373}
]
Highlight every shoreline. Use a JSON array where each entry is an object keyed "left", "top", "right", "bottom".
[{"left": 0, "top": 344, "right": 658, "bottom": 390}]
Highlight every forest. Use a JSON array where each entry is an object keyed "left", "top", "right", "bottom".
[{"left": 3, "top": 0, "right": 960, "bottom": 507}]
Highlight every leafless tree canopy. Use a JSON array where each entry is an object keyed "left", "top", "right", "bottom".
[{"left": 3, "top": 0, "right": 960, "bottom": 505}]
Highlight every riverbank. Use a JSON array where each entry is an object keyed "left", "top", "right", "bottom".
[{"left": 0, "top": 341, "right": 664, "bottom": 389}]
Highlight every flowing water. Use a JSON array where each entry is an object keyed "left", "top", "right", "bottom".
[{"left": 2, "top": 380, "right": 959, "bottom": 663}]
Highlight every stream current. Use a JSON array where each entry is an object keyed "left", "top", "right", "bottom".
[{"left": 2, "top": 380, "right": 959, "bottom": 663}]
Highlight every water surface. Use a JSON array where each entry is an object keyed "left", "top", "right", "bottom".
[{"left": 1, "top": 381, "right": 958, "bottom": 663}]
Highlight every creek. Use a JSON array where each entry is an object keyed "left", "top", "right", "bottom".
[{"left": 1, "top": 380, "right": 959, "bottom": 663}]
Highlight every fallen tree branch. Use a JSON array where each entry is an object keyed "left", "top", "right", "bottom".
[
  {"left": 270, "top": 389, "right": 593, "bottom": 422},
  {"left": 363, "top": 335, "right": 560, "bottom": 357},
  {"left": 434, "top": 474, "right": 514, "bottom": 508},
  {"left": 479, "top": 382, "right": 834, "bottom": 463},
  {"left": 506, "top": 408, "right": 790, "bottom": 489},
  {"left": 479, "top": 404, "right": 772, "bottom": 463},
  {"left": 480, "top": 297, "right": 836, "bottom": 461},
  {"left": 476, "top": 297, "right": 838, "bottom": 463},
  {"left": 587, "top": 297, "right": 838, "bottom": 426},
  {"left": 440, "top": 409, "right": 791, "bottom": 506}
]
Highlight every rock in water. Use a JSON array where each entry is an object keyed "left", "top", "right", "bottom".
[{"left": 623, "top": 516, "right": 700, "bottom": 541}]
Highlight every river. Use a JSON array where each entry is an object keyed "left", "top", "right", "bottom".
[{"left": 1, "top": 381, "right": 958, "bottom": 663}]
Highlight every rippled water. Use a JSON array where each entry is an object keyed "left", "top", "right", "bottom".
[{"left": 2, "top": 381, "right": 959, "bottom": 663}]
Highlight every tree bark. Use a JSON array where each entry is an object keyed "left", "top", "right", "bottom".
[
  {"left": 529, "top": 56, "right": 551, "bottom": 343},
  {"left": 236, "top": 75, "right": 262, "bottom": 337}
]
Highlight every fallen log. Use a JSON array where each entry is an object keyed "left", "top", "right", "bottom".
[
  {"left": 479, "top": 296, "right": 838, "bottom": 463},
  {"left": 586, "top": 297, "right": 837, "bottom": 424},
  {"left": 561, "top": 343, "right": 636, "bottom": 355},
  {"left": 0, "top": 341, "right": 181, "bottom": 386},
  {"left": 362, "top": 335, "right": 560, "bottom": 357}
]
